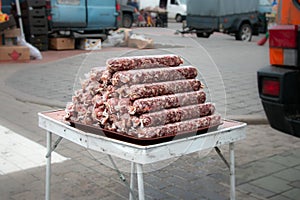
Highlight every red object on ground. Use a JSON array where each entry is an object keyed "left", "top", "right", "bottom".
[{"left": 257, "top": 36, "right": 269, "bottom": 46}]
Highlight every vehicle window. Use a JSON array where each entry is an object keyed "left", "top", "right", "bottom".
[
  {"left": 259, "top": 0, "right": 271, "bottom": 6},
  {"left": 179, "top": 0, "right": 186, "bottom": 4},
  {"left": 171, "top": 0, "right": 176, "bottom": 5},
  {"left": 57, "top": 0, "right": 80, "bottom": 5}
]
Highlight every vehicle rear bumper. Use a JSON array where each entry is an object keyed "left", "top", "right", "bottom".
[
  {"left": 258, "top": 66, "right": 300, "bottom": 137},
  {"left": 261, "top": 100, "right": 300, "bottom": 137}
]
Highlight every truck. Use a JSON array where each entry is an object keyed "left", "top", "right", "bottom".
[
  {"left": 257, "top": 0, "right": 300, "bottom": 138},
  {"left": 181, "top": 0, "right": 268, "bottom": 41}
]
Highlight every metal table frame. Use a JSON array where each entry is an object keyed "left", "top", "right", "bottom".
[{"left": 38, "top": 110, "right": 246, "bottom": 200}]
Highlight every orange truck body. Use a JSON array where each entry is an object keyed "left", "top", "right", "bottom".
[
  {"left": 269, "top": 0, "right": 300, "bottom": 66},
  {"left": 257, "top": 0, "right": 300, "bottom": 137},
  {"left": 276, "top": 0, "right": 300, "bottom": 25}
]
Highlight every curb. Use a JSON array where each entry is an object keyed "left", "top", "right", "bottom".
[{"left": 227, "top": 115, "right": 269, "bottom": 125}]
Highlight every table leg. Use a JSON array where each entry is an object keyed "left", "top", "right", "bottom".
[
  {"left": 129, "top": 162, "right": 135, "bottom": 200},
  {"left": 229, "top": 142, "right": 235, "bottom": 200},
  {"left": 46, "top": 131, "right": 52, "bottom": 200},
  {"left": 136, "top": 163, "right": 145, "bottom": 200}
]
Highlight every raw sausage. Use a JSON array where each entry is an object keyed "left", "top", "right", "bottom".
[
  {"left": 107, "top": 54, "right": 184, "bottom": 72},
  {"left": 112, "top": 66, "right": 198, "bottom": 86},
  {"left": 139, "top": 102, "right": 215, "bottom": 127},
  {"left": 117, "top": 79, "right": 203, "bottom": 100},
  {"left": 129, "top": 90, "right": 206, "bottom": 115},
  {"left": 133, "top": 114, "right": 221, "bottom": 138}
]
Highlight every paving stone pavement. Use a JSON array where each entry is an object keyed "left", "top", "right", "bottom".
[
  {"left": 0, "top": 26, "right": 299, "bottom": 200},
  {"left": 0, "top": 124, "right": 299, "bottom": 200}
]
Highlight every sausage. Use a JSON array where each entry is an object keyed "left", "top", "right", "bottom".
[
  {"left": 111, "top": 66, "right": 198, "bottom": 86},
  {"left": 66, "top": 54, "right": 222, "bottom": 140},
  {"left": 139, "top": 103, "right": 215, "bottom": 127},
  {"left": 100, "top": 70, "right": 112, "bottom": 86},
  {"left": 134, "top": 114, "right": 221, "bottom": 138},
  {"left": 106, "top": 54, "right": 184, "bottom": 72},
  {"left": 129, "top": 90, "right": 206, "bottom": 115},
  {"left": 117, "top": 79, "right": 203, "bottom": 100},
  {"left": 103, "top": 98, "right": 132, "bottom": 114},
  {"left": 85, "top": 67, "right": 106, "bottom": 82}
]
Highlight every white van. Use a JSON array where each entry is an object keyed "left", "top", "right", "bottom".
[
  {"left": 165, "top": 0, "right": 187, "bottom": 22},
  {"left": 139, "top": 0, "right": 187, "bottom": 22}
]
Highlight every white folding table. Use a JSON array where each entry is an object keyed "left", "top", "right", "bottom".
[{"left": 38, "top": 110, "right": 246, "bottom": 200}]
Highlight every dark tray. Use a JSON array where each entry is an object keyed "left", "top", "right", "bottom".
[{"left": 69, "top": 121, "right": 221, "bottom": 146}]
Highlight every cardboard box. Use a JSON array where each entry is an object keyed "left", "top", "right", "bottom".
[
  {"left": 49, "top": 38, "right": 75, "bottom": 50},
  {"left": 78, "top": 38, "right": 102, "bottom": 50},
  {"left": 4, "top": 38, "right": 18, "bottom": 46},
  {"left": 4, "top": 28, "right": 21, "bottom": 38},
  {"left": 0, "top": 35, "right": 3, "bottom": 46},
  {"left": 0, "top": 46, "right": 30, "bottom": 62},
  {"left": 0, "top": 15, "right": 16, "bottom": 32},
  {"left": 115, "top": 28, "right": 132, "bottom": 46},
  {"left": 128, "top": 38, "right": 154, "bottom": 49},
  {"left": 2, "top": 28, "right": 20, "bottom": 45}
]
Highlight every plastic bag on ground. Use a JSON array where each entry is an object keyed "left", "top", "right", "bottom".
[{"left": 17, "top": 37, "right": 42, "bottom": 60}]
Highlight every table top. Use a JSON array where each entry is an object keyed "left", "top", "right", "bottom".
[{"left": 38, "top": 110, "right": 247, "bottom": 164}]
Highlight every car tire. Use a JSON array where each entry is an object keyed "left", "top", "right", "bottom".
[
  {"left": 175, "top": 14, "right": 182, "bottom": 22},
  {"left": 122, "top": 13, "right": 133, "bottom": 28},
  {"left": 196, "top": 32, "right": 211, "bottom": 38},
  {"left": 235, "top": 23, "right": 252, "bottom": 42}
]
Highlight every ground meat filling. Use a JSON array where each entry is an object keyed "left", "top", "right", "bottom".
[
  {"left": 111, "top": 66, "right": 198, "bottom": 86},
  {"left": 106, "top": 54, "right": 184, "bottom": 72},
  {"left": 65, "top": 54, "right": 221, "bottom": 139}
]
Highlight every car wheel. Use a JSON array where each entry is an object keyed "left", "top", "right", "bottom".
[
  {"left": 122, "top": 13, "right": 133, "bottom": 28},
  {"left": 235, "top": 23, "right": 252, "bottom": 41},
  {"left": 175, "top": 14, "right": 182, "bottom": 22},
  {"left": 196, "top": 32, "right": 211, "bottom": 38}
]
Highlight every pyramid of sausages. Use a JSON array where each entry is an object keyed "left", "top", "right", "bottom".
[{"left": 65, "top": 54, "right": 221, "bottom": 138}]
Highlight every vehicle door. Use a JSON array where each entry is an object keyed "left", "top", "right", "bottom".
[
  {"left": 86, "top": 0, "right": 117, "bottom": 29},
  {"left": 167, "top": 0, "right": 178, "bottom": 19},
  {"left": 50, "top": 0, "right": 86, "bottom": 28}
]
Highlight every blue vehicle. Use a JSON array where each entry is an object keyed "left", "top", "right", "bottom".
[
  {"left": 1, "top": 0, "right": 14, "bottom": 14},
  {"left": 47, "top": 0, "right": 118, "bottom": 38},
  {"left": 2, "top": 0, "right": 135, "bottom": 38}
]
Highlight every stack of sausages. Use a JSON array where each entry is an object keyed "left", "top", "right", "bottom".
[{"left": 65, "top": 54, "right": 221, "bottom": 139}]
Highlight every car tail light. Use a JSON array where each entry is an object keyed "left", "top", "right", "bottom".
[
  {"left": 269, "top": 25, "right": 299, "bottom": 67},
  {"left": 46, "top": 0, "right": 52, "bottom": 21},
  {"left": 116, "top": 2, "right": 121, "bottom": 22},
  {"left": 269, "top": 25, "right": 298, "bottom": 49},
  {"left": 116, "top": 3, "right": 121, "bottom": 12},
  {"left": 262, "top": 78, "right": 280, "bottom": 97}
]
